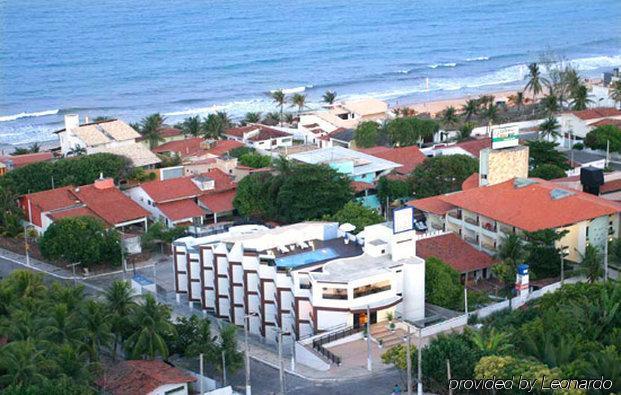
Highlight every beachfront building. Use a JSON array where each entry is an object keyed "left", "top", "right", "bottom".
[
  {"left": 137, "top": 127, "right": 186, "bottom": 147},
  {"left": 0, "top": 151, "right": 54, "bottom": 172},
  {"left": 318, "top": 128, "right": 355, "bottom": 149},
  {"left": 298, "top": 98, "right": 388, "bottom": 145},
  {"left": 421, "top": 137, "right": 492, "bottom": 159},
  {"left": 55, "top": 115, "right": 161, "bottom": 168},
  {"left": 20, "top": 176, "right": 149, "bottom": 236},
  {"left": 223, "top": 124, "right": 293, "bottom": 151},
  {"left": 125, "top": 168, "right": 236, "bottom": 228},
  {"left": 557, "top": 108, "right": 621, "bottom": 148},
  {"left": 171, "top": 215, "right": 426, "bottom": 343},
  {"left": 357, "top": 146, "right": 427, "bottom": 178},
  {"left": 152, "top": 138, "right": 243, "bottom": 177},
  {"left": 288, "top": 146, "right": 400, "bottom": 209}
]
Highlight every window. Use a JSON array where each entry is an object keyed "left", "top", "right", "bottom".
[
  {"left": 354, "top": 281, "right": 391, "bottom": 298},
  {"left": 322, "top": 287, "right": 347, "bottom": 300}
]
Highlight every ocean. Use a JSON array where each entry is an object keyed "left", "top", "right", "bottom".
[{"left": 1, "top": 0, "right": 620, "bottom": 145}]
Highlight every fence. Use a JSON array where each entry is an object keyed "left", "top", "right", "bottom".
[{"left": 311, "top": 325, "right": 363, "bottom": 365}]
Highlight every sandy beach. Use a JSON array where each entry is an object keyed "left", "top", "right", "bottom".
[{"left": 403, "top": 90, "right": 521, "bottom": 116}]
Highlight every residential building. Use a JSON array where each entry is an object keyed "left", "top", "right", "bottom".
[
  {"left": 223, "top": 124, "right": 293, "bottom": 151},
  {"left": 288, "top": 146, "right": 400, "bottom": 208},
  {"left": 152, "top": 138, "right": 243, "bottom": 176},
  {"left": 318, "top": 128, "right": 355, "bottom": 148},
  {"left": 0, "top": 151, "right": 54, "bottom": 171},
  {"left": 421, "top": 137, "right": 492, "bottom": 159},
  {"left": 20, "top": 177, "right": 149, "bottom": 235},
  {"left": 55, "top": 115, "right": 160, "bottom": 168},
  {"left": 357, "top": 145, "right": 427, "bottom": 177},
  {"left": 478, "top": 145, "right": 529, "bottom": 186},
  {"left": 97, "top": 360, "right": 197, "bottom": 395},
  {"left": 557, "top": 108, "right": 621, "bottom": 148},
  {"left": 171, "top": 217, "right": 425, "bottom": 343},
  {"left": 137, "top": 127, "right": 186, "bottom": 147},
  {"left": 126, "top": 168, "right": 236, "bottom": 227}
]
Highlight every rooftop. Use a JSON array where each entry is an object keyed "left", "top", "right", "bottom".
[
  {"left": 97, "top": 360, "right": 196, "bottom": 395},
  {"left": 225, "top": 124, "right": 291, "bottom": 141},
  {"left": 0, "top": 151, "right": 54, "bottom": 169},
  {"left": 569, "top": 107, "right": 621, "bottom": 121},
  {"left": 340, "top": 98, "right": 388, "bottom": 116},
  {"left": 289, "top": 146, "right": 399, "bottom": 177},
  {"left": 158, "top": 199, "right": 204, "bottom": 221},
  {"left": 416, "top": 233, "right": 497, "bottom": 273},
  {"left": 407, "top": 195, "right": 455, "bottom": 215},
  {"left": 357, "top": 145, "right": 427, "bottom": 175},
  {"left": 310, "top": 253, "right": 400, "bottom": 283},
  {"left": 90, "top": 143, "right": 161, "bottom": 167},
  {"left": 56, "top": 119, "right": 140, "bottom": 145}
]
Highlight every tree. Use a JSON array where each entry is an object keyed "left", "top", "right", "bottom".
[
  {"left": 169, "top": 315, "right": 212, "bottom": 357},
  {"left": 570, "top": 84, "right": 592, "bottom": 111},
  {"left": 441, "top": 106, "right": 459, "bottom": 129},
  {"left": 125, "top": 294, "right": 175, "bottom": 359},
  {"left": 238, "top": 152, "right": 271, "bottom": 168},
  {"left": 387, "top": 117, "right": 439, "bottom": 147},
  {"left": 81, "top": 299, "right": 113, "bottom": 362},
  {"left": 526, "top": 140, "right": 570, "bottom": 171},
  {"left": 577, "top": 244, "right": 603, "bottom": 283},
  {"left": 290, "top": 93, "right": 307, "bottom": 116},
  {"left": 523, "top": 228, "right": 568, "bottom": 278},
  {"left": 376, "top": 176, "right": 413, "bottom": 203},
  {"left": 529, "top": 163, "right": 567, "bottom": 180},
  {"left": 210, "top": 325, "right": 244, "bottom": 377},
  {"left": 104, "top": 280, "right": 137, "bottom": 361},
  {"left": 262, "top": 111, "right": 281, "bottom": 126},
  {"left": 323, "top": 202, "right": 383, "bottom": 234},
  {"left": 0, "top": 340, "right": 51, "bottom": 387},
  {"left": 203, "top": 113, "right": 226, "bottom": 138},
  {"left": 542, "top": 94, "right": 559, "bottom": 115},
  {"left": 481, "top": 103, "right": 499, "bottom": 133},
  {"left": 584, "top": 125, "right": 621, "bottom": 152},
  {"left": 233, "top": 173, "right": 272, "bottom": 219},
  {"left": 425, "top": 257, "right": 463, "bottom": 310},
  {"left": 461, "top": 99, "right": 478, "bottom": 121},
  {"left": 508, "top": 91, "right": 524, "bottom": 112},
  {"left": 467, "top": 327, "right": 513, "bottom": 355},
  {"left": 39, "top": 216, "right": 121, "bottom": 267},
  {"left": 180, "top": 115, "right": 202, "bottom": 137},
  {"left": 457, "top": 122, "right": 475, "bottom": 141},
  {"left": 354, "top": 121, "right": 379, "bottom": 148},
  {"left": 322, "top": 90, "right": 337, "bottom": 105},
  {"left": 139, "top": 113, "right": 165, "bottom": 149},
  {"left": 243, "top": 112, "right": 261, "bottom": 125},
  {"left": 609, "top": 80, "right": 621, "bottom": 108},
  {"left": 0, "top": 187, "right": 23, "bottom": 237},
  {"left": 538, "top": 116, "right": 561, "bottom": 141},
  {"left": 141, "top": 222, "right": 187, "bottom": 252},
  {"left": 524, "top": 63, "right": 549, "bottom": 108},
  {"left": 410, "top": 155, "right": 478, "bottom": 198},
  {"left": 271, "top": 90, "right": 287, "bottom": 126}
]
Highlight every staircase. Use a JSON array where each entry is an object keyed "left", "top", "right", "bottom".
[{"left": 371, "top": 322, "right": 406, "bottom": 348}]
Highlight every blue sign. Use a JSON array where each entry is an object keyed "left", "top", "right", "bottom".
[{"left": 517, "top": 264, "right": 529, "bottom": 275}]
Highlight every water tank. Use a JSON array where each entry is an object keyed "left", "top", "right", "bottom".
[{"left": 580, "top": 166, "right": 604, "bottom": 195}]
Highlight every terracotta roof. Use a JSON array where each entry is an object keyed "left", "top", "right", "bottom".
[
  {"left": 417, "top": 233, "right": 497, "bottom": 273},
  {"left": 46, "top": 206, "right": 101, "bottom": 222},
  {"left": 358, "top": 146, "right": 427, "bottom": 175},
  {"left": 440, "top": 178, "right": 621, "bottom": 232},
  {"left": 224, "top": 125, "right": 256, "bottom": 138},
  {"left": 203, "top": 168, "right": 236, "bottom": 192},
  {"left": 0, "top": 152, "right": 54, "bottom": 168},
  {"left": 570, "top": 108, "right": 621, "bottom": 121},
  {"left": 199, "top": 189, "right": 236, "bottom": 213},
  {"left": 140, "top": 177, "right": 202, "bottom": 203},
  {"left": 207, "top": 140, "right": 244, "bottom": 156},
  {"left": 23, "top": 186, "right": 77, "bottom": 213},
  {"left": 455, "top": 138, "right": 491, "bottom": 157},
  {"left": 351, "top": 181, "right": 375, "bottom": 192},
  {"left": 152, "top": 137, "right": 204, "bottom": 158},
  {"left": 601, "top": 179, "right": 621, "bottom": 194},
  {"left": 461, "top": 173, "right": 479, "bottom": 190},
  {"left": 98, "top": 360, "right": 196, "bottom": 395},
  {"left": 589, "top": 118, "right": 621, "bottom": 128},
  {"left": 224, "top": 125, "right": 290, "bottom": 142},
  {"left": 72, "top": 184, "right": 149, "bottom": 225},
  {"left": 158, "top": 199, "right": 204, "bottom": 221},
  {"left": 407, "top": 195, "right": 455, "bottom": 215}
]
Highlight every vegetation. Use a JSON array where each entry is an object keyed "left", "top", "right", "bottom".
[
  {"left": 0, "top": 153, "right": 131, "bottom": 195},
  {"left": 524, "top": 63, "right": 548, "bottom": 108},
  {"left": 203, "top": 112, "right": 231, "bottom": 138},
  {"left": 39, "top": 216, "right": 122, "bottom": 267},
  {"left": 243, "top": 112, "right": 262, "bottom": 125},
  {"left": 425, "top": 257, "right": 464, "bottom": 311},
  {"left": 233, "top": 162, "right": 353, "bottom": 223},
  {"left": 323, "top": 201, "right": 384, "bottom": 234},
  {"left": 529, "top": 163, "right": 567, "bottom": 180},
  {"left": 523, "top": 229, "right": 568, "bottom": 279},
  {"left": 538, "top": 116, "right": 561, "bottom": 141},
  {"left": 376, "top": 176, "right": 413, "bottom": 203},
  {"left": 137, "top": 113, "right": 166, "bottom": 149},
  {"left": 141, "top": 222, "right": 187, "bottom": 252},
  {"left": 570, "top": 84, "right": 592, "bottom": 111},
  {"left": 610, "top": 80, "right": 621, "bottom": 108},
  {"left": 322, "top": 90, "right": 337, "bottom": 105},
  {"left": 354, "top": 121, "right": 379, "bottom": 148},
  {"left": 290, "top": 93, "right": 307, "bottom": 116},
  {"left": 386, "top": 117, "right": 439, "bottom": 147},
  {"left": 238, "top": 152, "right": 272, "bottom": 169},
  {"left": 11, "top": 143, "right": 40, "bottom": 155},
  {"left": 526, "top": 140, "right": 570, "bottom": 175},
  {"left": 179, "top": 115, "right": 202, "bottom": 137},
  {"left": 410, "top": 155, "right": 478, "bottom": 198},
  {"left": 585, "top": 125, "right": 621, "bottom": 152},
  {"left": 0, "top": 187, "right": 23, "bottom": 237},
  {"left": 271, "top": 90, "right": 287, "bottom": 126}
]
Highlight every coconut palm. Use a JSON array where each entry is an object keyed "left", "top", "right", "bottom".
[
  {"left": 468, "top": 328, "right": 513, "bottom": 355},
  {"left": 462, "top": 99, "right": 478, "bottom": 121},
  {"left": 542, "top": 94, "right": 559, "bottom": 115},
  {"left": 262, "top": 111, "right": 281, "bottom": 126},
  {"left": 322, "top": 90, "right": 337, "bottom": 105},
  {"left": 203, "top": 113, "right": 226, "bottom": 138},
  {"left": 571, "top": 84, "right": 593, "bottom": 111},
  {"left": 609, "top": 80, "right": 621, "bottom": 109},
  {"left": 0, "top": 340, "right": 50, "bottom": 387},
  {"left": 67, "top": 145, "right": 86, "bottom": 157},
  {"left": 243, "top": 112, "right": 261, "bottom": 125},
  {"left": 539, "top": 117, "right": 561, "bottom": 141},
  {"left": 52, "top": 343, "right": 94, "bottom": 386},
  {"left": 497, "top": 234, "right": 524, "bottom": 263},
  {"left": 271, "top": 90, "right": 287, "bottom": 126},
  {"left": 458, "top": 122, "right": 475, "bottom": 141},
  {"left": 104, "top": 280, "right": 137, "bottom": 361},
  {"left": 482, "top": 104, "right": 499, "bottom": 135},
  {"left": 578, "top": 244, "right": 603, "bottom": 283},
  {"left": 81, "top": 299, "right": 113, "bottom": 362},
  {"left": 180, "top": 115, "right": 202, "bottom": 137},
  {"left": 125, "top": 293, "right": 175, "bottom": 359},
  {"left": 291, "top": 93, "right": 308, "bottom": 116},
  {"left": 441, "top": 106, "right": 459, "bottom": 129},
  {"left": 282, "top": 112, "right": 294, "bottom": 125},
  {"left": 41, "top": 303, "right": 87, "bottom": 346},
  {"left": 139, "top": 113, "right": 166, "bottom": 149},
  {"left": 216, "top": 111, "right": 232, "bottom": 131},
  {"left": 508, "top": 91, "right": 525, "bottom": 112},
  {"left": 524, "top": 63, "right": 549, "bottom": 110}
]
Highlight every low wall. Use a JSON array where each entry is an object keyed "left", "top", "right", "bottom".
[{"left": 295, "top": 341, "right": 330, "bottom": 371}]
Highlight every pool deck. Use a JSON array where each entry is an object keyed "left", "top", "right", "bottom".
[{"left": 274, "top": 238, "right": 363, "bottom": 270}]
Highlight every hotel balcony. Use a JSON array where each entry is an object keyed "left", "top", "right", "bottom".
[
  {"left": 498, "top": 224, "right": 514, "bottom": 235},
  {"left": 481, "top": 240, "right": 496, "bottom": 252},
  {"left": 464, "top": 234, "right": 477, "bottom": 245},
  {"left": 447, "top": 211, "right": 462, "bottom": 220},
  {"left": 464, "top": 217, "right": 479, "bottom": 226}
]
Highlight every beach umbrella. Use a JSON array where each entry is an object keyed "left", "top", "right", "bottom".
[{"left": 338, "top": 223, "right": 356, "bottom": 233}]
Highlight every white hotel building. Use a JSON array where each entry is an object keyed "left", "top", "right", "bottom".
[{"left": 172, "top": 214, "right": 425, "bottom": 343}]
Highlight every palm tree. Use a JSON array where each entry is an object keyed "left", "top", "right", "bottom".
[
  {"left": 578, "top": 244, "right": 603, "bottom": 283},
  {"left": 458, "top": 122, "right": 475, "bottom": 141},
  {"left": 51, "top": 343, "right": 94, "bottom": 386},
  {"left": 41, "top": 303, "right": 86, "bottom": 346},
  {"left": 81, "top": 300, "right": 113, "bottom": 362},
  {"left": 28, "top": 142, "right": 40, "bottom": 153},
  {"left": 291, "top": 93, "right": 307, "bottom": 116},
  {"left": 271, "top": 90, "right": 287, "bottom": 126},
  {"left": 497, "top": 234, "right": 524, "bottom": 263},
  {"left": 609, "top": 80, "right": 621, "bottom": 109},
  {"left": 104, "top": 280, "right": 137, "bottom": 361},
  {"left": 180, "top": 116, "right": 202, "bottom": 137},
  {"left": 542, "top": 94, "right": 559, "bottom": 115},
  {"left": 482, "top": 104, "right": 499, "bottom": 135},
  {"left": 539, "top": 117, "right": 561, "bottom": 141},
  {"left": 468, "top": 328, "right": 513, "bottom": 355},
  {"left": 0, "top": 340, "right": 50, "bottom": 387},
  {"left": 462, "top": 99, "right": 478, "bottom": 121},
  {"left": 322, "top": 90, "right": 337, "bottom": 105},
  {"left": 67, "top": 145, "right": 86, "bottom": 157},
  {"left": 243, "top": 112, "right": 261, "bottom": 125},
  {"left": 203, "top": 113, "right": 226, "bottom": 139},
  {"left": 508, "top": 91, "right": 525, "bottom": 112},
  {"left": 283, "top": 112, "right": 295, "bottom": 125},
  {"left": 93, "top": 116, "right": 113, "bottom": 123},
  {"left": 262, "top": 111, "right": 281, "bottom": 126},
  {"left": 210, "top": 324, "right": 244, "bottom": 377},
  {"left": 216, "top": 111, "right": 232, "bottom": 131},
  {"left": 139, "top": 113, "right": 166, "bottom": 149},
  {"left": 524, "top": 63, "right": 549, "bottom": 111},
  {"left": 441, "top": 106, "right": 459, "bottom": 129},
  {"left": 125, "top": 293, "right": 175, "bottom": 359},
  {"left": 571, "top": 84, "right": 593, "bottom": 111}
]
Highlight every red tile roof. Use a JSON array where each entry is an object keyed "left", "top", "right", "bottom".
[
  {"left": 407, "top": 195, "right": 455, "bottom": 215},
  {"left": 137, "top": 127, "right": 183, "bottom": 142},
  {"left": 0, "top": 152, "right": 54, "bottom": 168},
  {"left": 224, "top": 125, "right": 290, "bottom": 141},
  {"left": 461, "top": 173, "right": 479, "bottom": 190},
  {"left": 358, "top": 146, "right": 427, "bottom": 175},
  {"left": 351, "top": 181, "right": 375, "bottom": 192},
  {"left": 440, "top": 178, "right": 621, "bottom": 232},
  {"left": 417, "top": 233, "right": 497, "bottom": 273},
  {"left": 152, "top": 137, "right": 204, "bottom": 158},
  {"left": 570, "top": 108, "right": 621, "bottom": 121},
  {"left": 590, "top": 118, "right": 621, "bottom": 128},
  {"left": 455, "top": 138, "right": 491, "bottom": 157},
  {"left": 600, "top": 179, "right": 621, "bottom": 194},
  {"left": 199, "top": 189, "right": 236, "bottom": 213},
  {"left": 46, "top": 206, "right": 101, "bottom": 222},
  {"left": 224, "top": 125, "right": 256, "bottom": 138},
  {"left": 140, "top": 177, "right": 202, "bottom": 203},
  {"left": 72, "top": 184, "right": 149, "bottom": 225},
  {"left": 23, "top": 186, "right": 77, "bottom": 213},
  {"left": 98, "top": 360, "right": 196, "bottom": 395},
  {"left": 203, "top": 168, "right": 236, "bottom": 192},
  {"left": 207, "top": 140, "right": 244, "bottom": 156},
  {"left": 158, "top": 199, "right": 204, "bottom": 221}
]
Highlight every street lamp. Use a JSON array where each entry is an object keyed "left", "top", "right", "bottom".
[
  {"left": 276, "top": 328, "right": 291, "bottom": 395},
  {"left": 66, "top": 262, "right": 81, "bottom": 286},
  {"left": 244, "top": 312, "right": 258, "bottom": 395},
  {"left": 402, "top": 325, "right": 413, "bottom": 395},
  {"left": 559, "top": 245, "right": 569, "bottom": 285},
  {"left": 366, "top": 304, "right": 372, "bottom": 372}
]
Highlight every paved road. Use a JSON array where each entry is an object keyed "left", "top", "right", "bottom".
[{"left": 0, "top": 254, "right": 408, "bottom": 394}]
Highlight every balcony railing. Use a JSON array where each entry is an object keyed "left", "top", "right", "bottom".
[
  {"left": 464, "top": 217, "right": 479, "bottom": 226},
  {"left": 481, "top": 222, "right": 497, "bottom": 232},
  {"left": 448, "top": 211, "right": 462, "bottom": 220},
  {"left": 300, "top": 282, "right": 312, "bottom": 290},
  {"left": 498, "top": 225, "right": 514, "bottom": 234},
  {"left": 431, "top": 222, "right": 444, "bottom": 231},
  {"left": 312, "top": 326, "right": 363, "bottom": 365},
  {"left": 322, "top": 293, "right": 348, "bottom": 300},
  {"left": 481, "top": 241, "right": 496, "bottom": 251},
  {"left": 464, "top": 235, "right": 477, "bottom": 244}
]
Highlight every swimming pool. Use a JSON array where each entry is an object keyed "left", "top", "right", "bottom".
[{"left": 275, "top": 247, "right": 339, "bottom": 269}]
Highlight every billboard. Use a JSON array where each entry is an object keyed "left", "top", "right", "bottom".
[
  {"left": 393, "top": 206, "right": 414, "bottom": 234},
  {"left": 491, "top": 125, "right": 519, "bottom": 149}
]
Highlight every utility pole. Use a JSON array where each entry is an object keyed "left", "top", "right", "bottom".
[
  {"left": 222, "top": 350, "right": 227, "bottom": 387},
  {"left": 277, "top": 329, "right": 287, "bottom": 395},
  {"left": 153, "top": 261, "right": 157, "bottom": 301},
  {"left": 417, "top": 326, "right": 423, "bottom": 395},
  {"left": 244, "top": 313, "right": 255, "bottom": 395},
  {"left": 447, "top": 359, "right": 452, "bottom": 395},
  {"left": 464, "top": 275, "right": 468, "bottom": 315},
  {"left": 405, "top": 325, "right": 412, "bottom": 395},
  {"left": 560, "top": 245, "right": 565, "bottom": 285},
  {"left": 23, "top": 225, "right": 30, "bottom": 266},
  {"left": 366, "top": 304, "right": 372, "bottom": 372},
  {"left": 199, "top": 353, "right": 205, "bottom": 395},
  {"left": 604, "top": 239, "right": 609, "bottom": 281}
]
